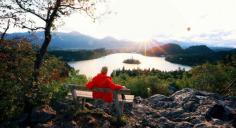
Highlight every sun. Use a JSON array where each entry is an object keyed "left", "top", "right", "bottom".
[{"left": 135, "top": 39, "right": 155, "bottom": 56}]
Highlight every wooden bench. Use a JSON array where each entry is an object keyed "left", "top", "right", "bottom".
[{"left": 66, "top": 84, "right": 134, "bottom": 120}]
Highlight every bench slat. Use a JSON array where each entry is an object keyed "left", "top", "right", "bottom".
[
  {"left": 76, "top": 90, "right": 93, "bottom": 98},
  {"left": 119, "top": 95, "right": 134, "bottom": 103}
]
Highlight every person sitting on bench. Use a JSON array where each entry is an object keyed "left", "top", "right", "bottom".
[{"left": 86, "top": 66, "right": 126, "bottom": 103}]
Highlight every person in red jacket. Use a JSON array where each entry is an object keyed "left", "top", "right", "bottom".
[{"left": 86, "top": 66, "right": 125, "bottom": 103}]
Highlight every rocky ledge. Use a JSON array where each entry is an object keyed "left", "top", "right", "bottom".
[
  {"left": 3, "top": 88, "right": 236, "bottom": 128},
  {"left": 131, "top": 88, "right": 236, "bottom": 128}
]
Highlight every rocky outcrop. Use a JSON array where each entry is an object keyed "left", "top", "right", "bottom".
[
  {"left": 2, "top": 88, "right": 235, "bottom": 128},
  {"left": 131, "top": 88, "right": 236, "bottom": 128}
]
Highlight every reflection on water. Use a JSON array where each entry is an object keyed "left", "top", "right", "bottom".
[{"left": 68, "top": 53, "right": 191, "bottom": 78}]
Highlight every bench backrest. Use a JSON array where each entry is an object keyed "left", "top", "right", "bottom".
[{"left": 67, "top": 84, "right": 131, "bottom": 94}]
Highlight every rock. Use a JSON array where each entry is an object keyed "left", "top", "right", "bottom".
[
  {"left": 123, "top": 102, "right": 133, "bottom": 114},
  {"left": 193, "top": 123, "right": 208, "bottom": 128},
  {"left": 168, "top": 83, "right": 179, "bottom": 94},
  {"left": 53, "top": 101, "right": 70, "bottom": 113},
  {"left": 102, "top": 120, "right": 110, "bottom": 128},
  {"left": 205, "top": 104, "right": 234, "bottom": 121},
  {"left": 212, "top": 118, "right": 224, "bottom": 125},
  {"left": 31, "top": 105, "right": 56, "bottom": 123},
  {"left": 171, "top": 88, "right": 194, "bottom": 104},
  {"left": 156, "top": 117, "right": 176, "bottom": 128},
  {"left": 130, "top": 88, "right": 236, "bottom": 128},
  {"left": 87, "top": 116, "right": 97, "bottom": 125},
  {"left": 134, "top": 96, "right": 142, "bottom": 104},
  {"left": 35, "top": 123, "right": 54, "bottom": 128},
  {"left": 85, "top": 102, "right": 94, "bottom": 109},
  {"left": 182, "top": 100, "right": 199, "bottom": 112},
  {"left": 175, "top": 121, "right": 193, "bottom": 128},
  {"left": 148, "top": 94, "right": 176, "bottom": 108},
  {"left": 5, "top": 88, "right": 234, "bottom": 128},
  {"left": 71, "top": 120, "right": 77, "bottom": 126},
  {"left": 159, "top": 108, "right": 184, "bottom": 119},
  {"left": 148, "top": 94, "right": 170, "bottom": 101}
]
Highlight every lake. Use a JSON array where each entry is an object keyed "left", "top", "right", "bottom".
[{"left": 68, "top": 53, "right": 191, "bottom": 78}]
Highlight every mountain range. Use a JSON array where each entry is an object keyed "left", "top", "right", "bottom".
[
  {"left": 6, "top": 31, "right": 137, "bottom": 50},
  {"left": 5, "top": 31, "right": 234, "bottom": 51}
]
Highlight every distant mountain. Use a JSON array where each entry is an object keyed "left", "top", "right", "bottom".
[
  {"left": 167, "top": 40, "right": 204, "bottom": 48},
  {"left": 210, "top": 47, "right": 235, "bottom": 52},
  {"left": 147, "top": 43, "right": 184, "bottom": 56},
  {"left": 6, "top": 31, "right": 137, "bottom": 50},
  {"left": 147, "top": 43, "right": 219, "bottom": 56},
  {"left": 184, "top": 45, "right": 214, "bottom": 54}
]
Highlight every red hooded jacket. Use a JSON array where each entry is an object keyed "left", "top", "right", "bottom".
[{"left": 86, "top": 73, "right": 123, "bottom": 103}]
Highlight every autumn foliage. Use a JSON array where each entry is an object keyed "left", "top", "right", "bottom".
[{"left": 0, "top": 40, "right": 71, "bottom": 121}]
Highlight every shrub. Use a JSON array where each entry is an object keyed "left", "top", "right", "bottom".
[{"left": 0, "top": 40, "right": 74, "bottom": 121}]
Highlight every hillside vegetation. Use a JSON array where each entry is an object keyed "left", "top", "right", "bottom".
[
  {"left": 0, "top": 40, "right": 88, "bottom": 122},
  {"left": 112, "top": 54, "right": 236, "bottom": 97}
]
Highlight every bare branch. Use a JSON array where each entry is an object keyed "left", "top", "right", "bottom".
[
  {"left": 22, "top": 25, "right": 45, "bottom": 31},
  {"left": 60, "top": 4, "right": 83, "bottom": 10},
  {"left": 15, "top": 0, "right": 46, "bottom": 21},
  {"left": 1, "top": 19, "right": 10, "bottom": 40}
]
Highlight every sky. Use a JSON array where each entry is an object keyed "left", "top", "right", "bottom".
[{"left": 9, "top": 0, "right": 236, "bottom": 47}]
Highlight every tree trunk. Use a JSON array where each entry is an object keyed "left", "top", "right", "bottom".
[
  {"left": 33, "top": 26, "right": 52, "bottom": 83},
  {"left": 32, "top": 0, "right": 60, "bottom": 84}
]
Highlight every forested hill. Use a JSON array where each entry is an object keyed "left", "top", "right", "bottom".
[
  {"left": 147, "top": 43, "right": 236, "bottom": 66},
  {"left": 48, "top": 48, "right": 110, "bottom": 61},
  {"left": 147, "top": 43, "right": 215, "bottom": 56}
]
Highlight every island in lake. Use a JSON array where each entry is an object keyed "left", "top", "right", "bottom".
[{"left": 123, "top": 58, "right": 141, "bottom": 64}]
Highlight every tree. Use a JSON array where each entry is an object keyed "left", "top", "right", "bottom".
[
  {"left": 0, "top": 0, "right": 105, "bottom": 113},
  {"left": 10, "top": 0, "right": 98, "bottom": 84}
]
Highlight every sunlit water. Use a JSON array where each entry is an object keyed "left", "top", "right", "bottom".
[{"left": 68, "top": 53, "right": 191, "bottom": 78}]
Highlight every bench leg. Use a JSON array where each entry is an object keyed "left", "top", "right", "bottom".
[
  {"left": 81, "top": 98, "right": 86, "bottom": 110},
  {"left": 113, "top": 91, "right": 122, "bottom": 123},
  {"left": 71, "top": 89, "right": 79, "bottom": 107}
]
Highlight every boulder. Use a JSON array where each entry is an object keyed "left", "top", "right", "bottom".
[
  {"left": 171, "top": 88, "right": 194, "bottom": 104},
  {"left": 168, "top": 83, "right": 179, "bottom": 94},
  {"left": 182, "top": 100, "right": 199, "bottom": 112},
  {"left": 205, "top": 104, "right": 234, "bottom": 121},
  {"left": 148, "top": 94, "right": 176, "bottom": 108},
  {"left": 148, "top": 94, "right": 171, "bottom": 102},
  {"left": 134, "top": 96, "right": 142, "bottom": 104},
  {"left": 85, "top": 102, "right": 94, "bottom": 109}
]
